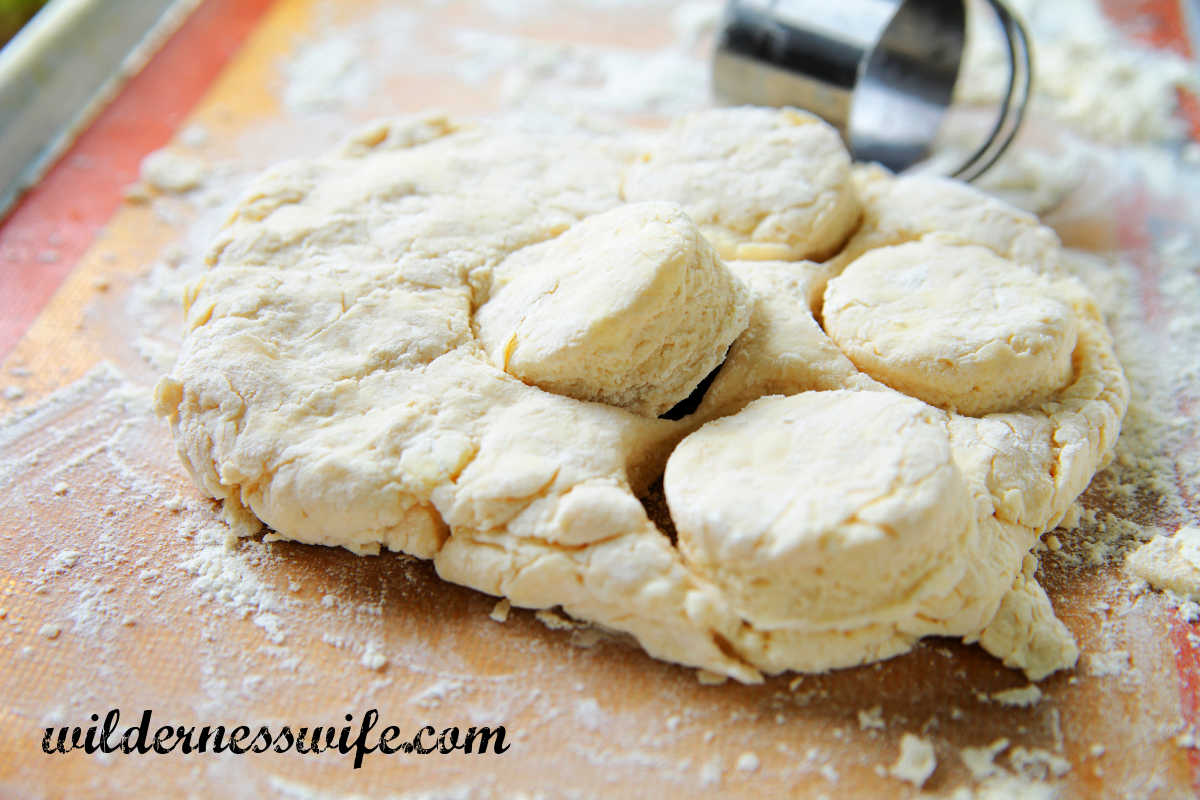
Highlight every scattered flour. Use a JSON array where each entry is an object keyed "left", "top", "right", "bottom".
[
  {"left": 45, "top": 550, "right": 81, "bottom": 575},
  {"left": 1008, "top": 747, "right": 1072, "bottom": 781},
  {"left": 857, "top": 706, "right": 886, "bottom": 730},
  {"left": 960, "top": 738, "right": 1010, "bottom": 780},
  {"left": 697, "top": 757, "right": 722, "bottom": 787},
  {"left": 575, "top": 698, "right": 604, "bottom": 732},
  {"left": 282, "top": 35, "right": 373, "bottom": 113},
  {"left": 958, "top": 0, "right": 1198, "bottom": 143},
  {"left": 411, "top": 680, "right": 465, "bottom": 709},
  {"left": 1084, "top": 650, "right": 1131, "bottom": 677},
  {"left": 735, "top": 751, "right": 760, "bottom": 772},
  {"left": 948, "top": 774, "right": 1062, "bottom": 800}
]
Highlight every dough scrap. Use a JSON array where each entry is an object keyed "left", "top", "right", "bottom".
[
  {"left": 823, "top": 237, "right": 1079, "bottom": 416},
  {"left": 157, "top": 110, "right": 1128, "bottom": 684},
  {"left": 622, "top": 107, "right": 861, "bottom": 262},
  {"left": 1126, "top": 526, "right": 1200, "bottom": 600},
  {"left": 890, "top": 734, "right": 938, "bottom": 788},
  {"left": 476, "top": 202, "right": 749, "bottom": 417}
]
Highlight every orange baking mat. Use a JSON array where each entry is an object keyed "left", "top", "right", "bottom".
[{"left": 1, "top": 1, "right": 1198, "bottom": 796}]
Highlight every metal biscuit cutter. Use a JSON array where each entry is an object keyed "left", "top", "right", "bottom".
[{"left": 712, "top": 0, "right": 1032, "bottom": 181}]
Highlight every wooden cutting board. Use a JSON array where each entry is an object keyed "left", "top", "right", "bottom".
[{"left": 1, "top": 1, "right": 1198, "bottom": 796}]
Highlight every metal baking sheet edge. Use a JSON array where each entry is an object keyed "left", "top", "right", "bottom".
[{"left": 0, "top": 0, "right": 201, "bottom": 220}]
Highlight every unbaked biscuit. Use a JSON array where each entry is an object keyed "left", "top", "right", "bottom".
[
  {"left": 665, "top": 390, "right": 975, "bottom": 632},
  {"left": 622, "top": 107, "right": 861, "bottom": 262},
  {"left": 823, "top": 237, "right": 1079, "bottom": 416},
  {"left": 475, "top": 202, "right": 749, "bottom": 417}
]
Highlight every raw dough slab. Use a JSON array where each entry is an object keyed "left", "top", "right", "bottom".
[{"left": 157, "top": 109, "right": 1128, "bottom": 683}]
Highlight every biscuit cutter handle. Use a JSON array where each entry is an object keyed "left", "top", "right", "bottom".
[
  {"left": 711, "top": 0, "right": 1033, "bottom": 182},
  {"left": 950, "top": 0, "right": 1032, "bottom": 182}
]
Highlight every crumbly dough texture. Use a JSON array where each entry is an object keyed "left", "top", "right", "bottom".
[{"left": 157, "top": 109, "right": 1129, "bottom": 683}]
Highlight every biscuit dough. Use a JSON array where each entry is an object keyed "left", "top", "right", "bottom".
[
  {"left": 665, "top": 391, "right": 974, "bottom": 631},
  {"left": 156, "top": 109, "right": 1128, "bottom": 683},
  {"left": 476, "top": 202, "right": 749, "bottom": 417},
  {"left": 823, "top": 238, "right": 1079, "bottom": 416},
  {"left": 622, "top": 107, "right": 861, "bottom": 262}
]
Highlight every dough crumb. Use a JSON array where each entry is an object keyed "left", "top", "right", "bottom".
[
  {"left": 489, "top": 598, "right": 511, "bottom": 623},
  {"left": 140, "top": 149, "right": 206, "bottom": 193},
  {"left": 1126, "top": 526, "right": 1200, "bottom": 600},
  {"left": 179, "top": 123, "right": 210, "bottom": 148},
  {"left": 1089, "top": 743, "right": 1106, "bottom": 757},
  {"left": 569, "top": 628, "right": 603, "bottom": 649},
  {"left": 534, "top": 608, "right": 575, "bottom": 631},
  {"left": 989, "top": 684, "right": 1043, "bottom": 707},
  {"left": 857, "top": 706, "right": 886, "bottom": 730},
  {"left": 3, "top": 385, "right": 24, "bottom": 401},
  {"left": 47, "top": 550, "right": 81, "bottom": 574},
  {"left": 696, "top": 669, "right": 728, "bottom": 685},
  {"left": 1009, "top": 747, "right": 1071, "bottom": 780},
  {"left": 360, "top": 642, "right": 387, "bottom": 671},
  {"left": 960, "top": 738, "right": 1010, "bottom": 780},
  {"left": 1176, "top": 728, "right": 1198, "bottom": 749},
  {"left": 1059, "top": 502, "right": 1084, "bottom": 530},
  {"left": 889, "top": 733, "right": 936, "bottom": 787},
  {"left": 735, "top": 751, "right": 760, "bottom": 772},
  {"left": 39, "top": 624, "right": 62, "bottom": 640},
  {"left": 51, "top": 482, "right": 69, "bottom": 496}
]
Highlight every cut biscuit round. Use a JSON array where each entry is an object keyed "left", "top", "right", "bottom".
[
  {"left": 822, "top": 237, "right": 1079, "bottom": 416},
  {"left": 664, "top": 390, "right": 974, "bottom": 632},
  {"left": 621, "top": 107, "right": 860, "bottom": 262},
  {"left": 475, "top": 201, "right": 749, "bottom": 417}
]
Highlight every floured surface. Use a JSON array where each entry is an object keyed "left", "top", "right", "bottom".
[{"left": 1, "top": 0, "right": 1199, "bottom": 797}]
